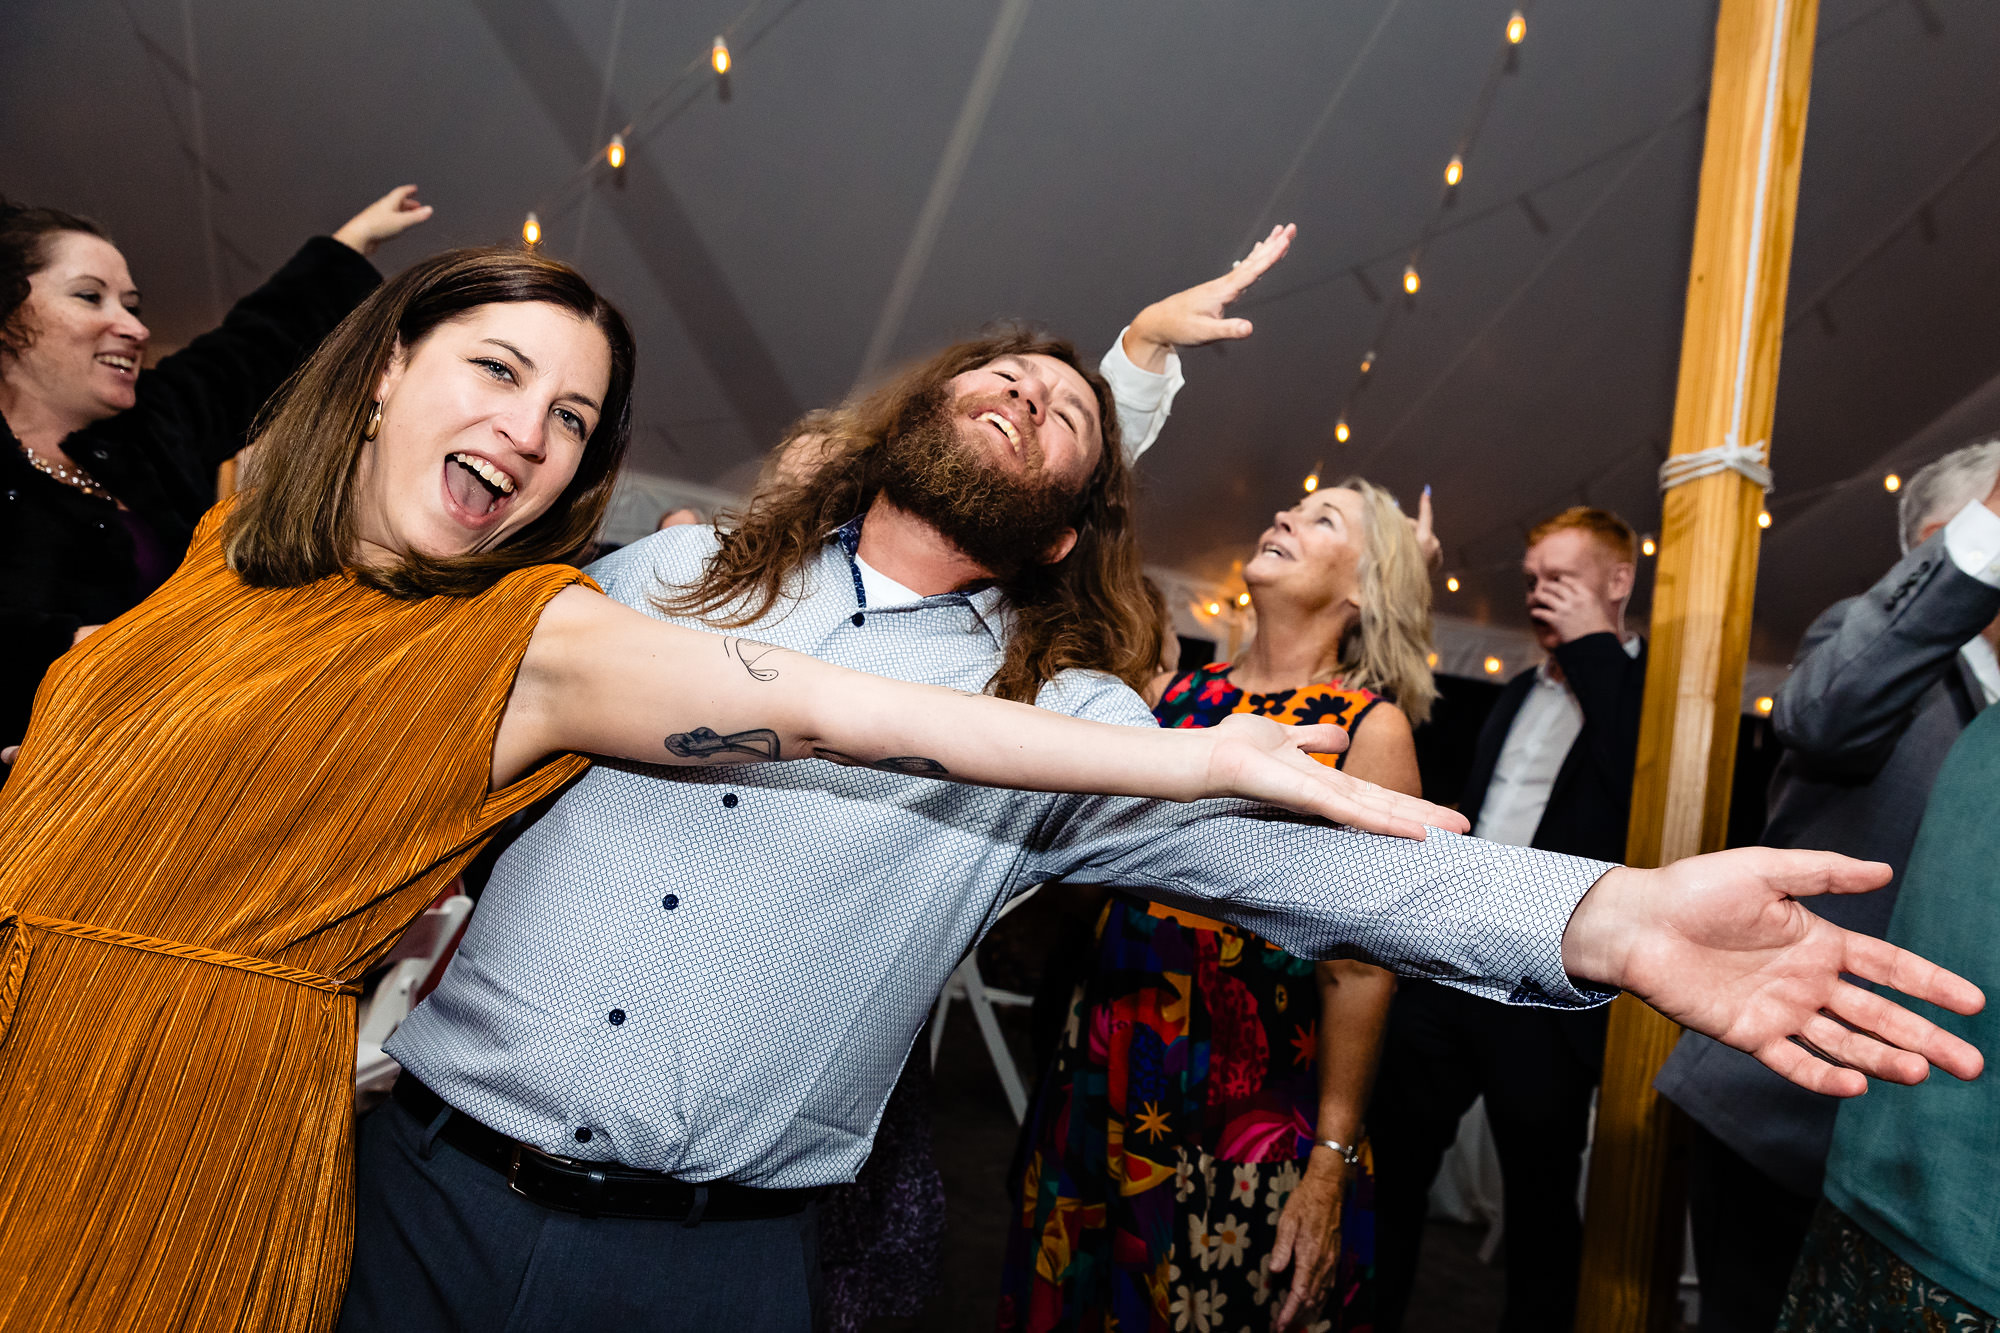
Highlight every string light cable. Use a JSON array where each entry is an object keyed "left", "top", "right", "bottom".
[{"left": 518, "top": 0, "right": 805, "bottom": 245}]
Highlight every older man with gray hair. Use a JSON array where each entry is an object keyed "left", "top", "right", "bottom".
[{"left": 1656, "top": 437, "right": 2000, "bottom": 1333}]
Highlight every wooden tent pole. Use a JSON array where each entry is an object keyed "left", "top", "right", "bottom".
[{"left": 1575, "top": 1, "right": 1820, "bottom": 1329}]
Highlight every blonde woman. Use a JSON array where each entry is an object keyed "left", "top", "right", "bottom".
[{"left": 1000, "top": 479, "right": 1438, "bottom": 1333}]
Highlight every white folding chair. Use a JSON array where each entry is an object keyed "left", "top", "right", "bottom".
[
  {"left": 929, "top": 885, "right": 1042, "bottom": 1123},
  {"left": 353, "top": 890, "right": 474, "bottom": 1104}
]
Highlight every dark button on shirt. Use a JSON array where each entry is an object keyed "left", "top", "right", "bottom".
[
  {"left": 851, "top": 612, "right": 865, "bottom": 627},
  {"left": 722, "top": 793, "right": 739, "bottom": 808},
  {"left": 575, "top": 1127, "right": 593, "bottom": 1143},
  {"left": 608, "top": 1009, "right": 626, "bottom": 1026},
  {"left": 662, "top": 893, "right": 680, "bottom": 911}
]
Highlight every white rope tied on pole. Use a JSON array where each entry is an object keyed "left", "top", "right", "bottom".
[{"left": 1658, "top": 438, "right": 1773, "bottom": 493}]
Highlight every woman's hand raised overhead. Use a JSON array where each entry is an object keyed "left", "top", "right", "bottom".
[{"left": 331, "top": 185, "right": 434, "bottom": 258}]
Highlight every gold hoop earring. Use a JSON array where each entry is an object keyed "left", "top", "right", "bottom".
[{"left": 363, "top": 401, "right": 383, "bottom": 441}]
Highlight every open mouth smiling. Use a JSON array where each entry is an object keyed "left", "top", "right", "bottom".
[
  {"left": 442, "top": 451, "right": 519, "bottom": 522},
  {"left": 975, "top": 410, "right": 1022, "bottom": 453},
  {"left": 95, "top": 353, "right": 137, "bottom": 378}
]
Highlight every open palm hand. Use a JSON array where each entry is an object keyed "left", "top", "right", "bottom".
[{"left": 1568, "top": 848, "right": 1985, "bottom": 1095}]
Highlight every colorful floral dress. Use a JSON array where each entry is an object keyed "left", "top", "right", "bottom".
[{"left": 998, "top": 664, "right": 1383, "bottom": 1333}]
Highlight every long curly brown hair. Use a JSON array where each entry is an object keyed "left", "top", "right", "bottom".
[{"left": 659, "top": 327, "right": 1158, "bottom": 703}]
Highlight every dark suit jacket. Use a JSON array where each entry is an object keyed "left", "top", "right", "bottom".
[
  {"left": 1460, "top": 631, "right": 1648, "bottom": 865},
  {"left": 1655, "top": 528, "right": 2000, "bottom": 1197},
  {"left": 1446, "top": 631, "right": 1647, "bottom": 1070}
]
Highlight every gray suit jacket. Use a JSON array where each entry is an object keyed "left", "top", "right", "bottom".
[{"left": 1655, "top": 528, "right": 1999, "bottom": 1197}]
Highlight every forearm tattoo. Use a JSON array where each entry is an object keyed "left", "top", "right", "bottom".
[
  {"left": 812, "top": 747, "right": 949, "bottom": 775},
  {"left": 664, "top": 727, "right": 783, "bottom": 762},
  {"left": 724, "top": 637, "right": 784, "bottom": 682}
]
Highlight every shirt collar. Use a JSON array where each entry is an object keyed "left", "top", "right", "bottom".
[{"left": 823, "top": 518, "right": 1012, "bottom": 646}]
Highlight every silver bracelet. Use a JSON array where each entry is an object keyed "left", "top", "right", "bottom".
[{"left": 1315, "top": 1137, "right": 1361, "bottom": 1166}]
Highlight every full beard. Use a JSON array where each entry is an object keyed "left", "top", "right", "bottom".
[{"left": 876, "top": 388, "right": 1083, "bottom": 583}]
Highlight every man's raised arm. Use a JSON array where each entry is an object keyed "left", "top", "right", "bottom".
[{"left": 1099, "top": 223, "right": 1296, "bottom": 460}]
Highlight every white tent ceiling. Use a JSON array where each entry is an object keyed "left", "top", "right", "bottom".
[{"left": 8, "top": 0, "right": 2000, "bottom": 665}]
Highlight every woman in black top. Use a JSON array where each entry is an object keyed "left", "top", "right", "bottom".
[{"left": 0, "top": 185, "right": 432, "bottom": 748}]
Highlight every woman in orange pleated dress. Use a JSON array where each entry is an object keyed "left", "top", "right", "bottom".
[{"left": 0, "top": 247, "right": 1440, "bottom": 1332}]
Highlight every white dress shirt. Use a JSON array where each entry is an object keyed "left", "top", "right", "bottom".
[
  {"left": 1944, "top": 498, "right": 2000, "bottom": 706},
  {"left": 1473, "top": 636, "right": 1644, "bottom": 849},
  {"left": 1098, "top": 327, "right": 1184, "bottom": 461}
]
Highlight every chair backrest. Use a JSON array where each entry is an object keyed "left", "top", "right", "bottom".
[{"left": 357, "top": 892, "right": 473, "bottom": 1047}]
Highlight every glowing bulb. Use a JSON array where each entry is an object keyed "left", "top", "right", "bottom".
[
  {"left": 1483, "top": 655, "right": 1504, "bottom": 675},
  {"left": 1403, "top": 265, "right": 1420, "bottom": 295},
  {"left": 1236, "top": 592, "right": 1251, "bottom": 607},
  {"left": 1426, "top": 652, "right": 1440, "bottom": 669},
  {"left": 607, "top": 134, "right": 626, "bottom": 169},
  {"left": 1507, "top": 10, "right": 1526, "bottom": 43},
  {"left": 1884, "top": 473, "right": 1902, "bottom": 493},
  {"left": 1445, "top": 576, "right": 1461, "bottom": 593},
  {"left": 1206, "top": 601, "right": 1221, "bottom": 617},
  {"left": 1359, "top": 351, "right": 1376, "bottom": 374},
  {"left": 1445, "top": 155, "right": 1464, "bottom": 187},
  {"left": 1756, "top": 696, "right": 1775, "bottom": 716},
  {"left": 711, "top": 36, "right": 731, "bottom": 74},
  {"left": 1641, "top": 536, "right": 1657, "bottom": 557},
  {"left": 1757, "top": 510, "right": 1772, "bottom": 529},
  {"left": 1303, "top": 473, "right": 1320, "bottom": 493},
  {"left": 1334, "top": 420, "right": 1351, "bottom": 444},
  {"left": 522, "top": 212, "right": 541, "bottom": 247}
]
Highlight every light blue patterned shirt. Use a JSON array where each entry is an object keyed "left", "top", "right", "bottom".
[{"left": 389, "top": 524, "right": 1614, "bottom": 1187}]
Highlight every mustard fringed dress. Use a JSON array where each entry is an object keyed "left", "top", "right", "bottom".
[{"left": 0, "top": 501, "right": 591, "bottom": 1331}]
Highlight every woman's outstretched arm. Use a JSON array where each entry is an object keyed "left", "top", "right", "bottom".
[{"left": 495, "top": 586, "right": 1467, "bottom": 839}]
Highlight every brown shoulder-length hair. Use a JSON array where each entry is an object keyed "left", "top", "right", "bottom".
[
  {"left": 661, "top": 327, "right": 1158, "bottom": 703},
  {"left": 0, "top": 198, "right": 113, "bottom": 360},
  {"left": 222, "top": 246, "right": 635, "bottom": 598}
]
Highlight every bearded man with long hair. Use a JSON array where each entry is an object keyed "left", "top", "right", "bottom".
[{"left": 342, "top": 313, "right": 1981, "bottom": 1332}]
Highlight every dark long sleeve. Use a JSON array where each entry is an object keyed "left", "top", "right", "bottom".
[
  {"left": 1772, "top": 531, "right": 2000, "bottom": 778},
  {"left": 0, "top": 606, "right": 80, "bottom": 750},
  {"left": 1550, "top": 632, "right": 1647, "bottom": 795}
]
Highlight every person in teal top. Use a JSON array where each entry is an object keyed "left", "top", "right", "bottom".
[{"left": 1779, "top": 700, "right": 2000, "bottom": 1330}]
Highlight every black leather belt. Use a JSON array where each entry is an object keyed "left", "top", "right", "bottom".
[{"left": 392, "top": 1074, "right": 819, "bottom": 1223}]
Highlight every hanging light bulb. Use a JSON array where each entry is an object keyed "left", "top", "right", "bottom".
[
  {"left": 711, "top": 35, "right": 732, "bottom": 74},
  {"left": 1236, "top": 592, "right": 1251, "bottom": 608},
  {"left": 1757, "top": 510, "right": 1773, "bottom": 529},
  {"left": 1402, "top": 264, "right": 1421, "bottom": 295},
  {"left": 1483, "top": 655, "right": 1504, "bottom": 675},
  {"left": 1445, "top": 576, "right": 1461, "bottom": 593},
  {"left": 1445, "top": 155, "right": 1464, "bottom": 188},
  {"left": 1359, "top": 350, "right": 1376, "bottom": 375},
  {"left": 607, "top": 134, "right": 626, "bottom": 170},
  {"left": 1205, "top": 601, "right": 1222, "bottom": 617},
  {"left": 522, "top": 212, "right": 542, "bottom": 247},
  {"left": 1883, "top": 473, "right": 1902, "bottom": 493},
  {"left": 1303, "top": 472, "right": 1320, "bottom": 493},
  {"left": 1507, "top": 9, "right": 1526, "bottom": 44},
  {"left": 1334, "top": 419, "right": 1351, "bottom": 444},
  {"left": 1641, "top": 535, "right": 1657, "bottom": 557},
  {"left": 1756, "top": 696, "right": 1775, "bottom": 715},
  {"left": 1426, "top": 651, "right": 1440, "bottom": 669}
]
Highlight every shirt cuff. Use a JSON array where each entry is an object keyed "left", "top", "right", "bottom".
[
  {"left": 1100, "top": 326, "right": 1184, "bottom": 463},
  {"left": 1433, "top": 832, "right": 1620, "bottom": 1009},
  {"left": 1943, "top": 498, "right": 2000, "bottom": 587}
]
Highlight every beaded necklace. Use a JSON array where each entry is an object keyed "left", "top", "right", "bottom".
[{"left": 16, "top": 441, "right": 117, "bottom": 502}]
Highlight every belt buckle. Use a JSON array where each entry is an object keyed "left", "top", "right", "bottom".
[{"left": 505, "top": 1139, "right": 583, "bottom": 1200}]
